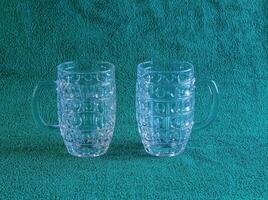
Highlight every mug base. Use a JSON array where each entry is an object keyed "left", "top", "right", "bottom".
[
  {"left": 64, "top": 140, "right": 109, "bottom": 158},
  {"left": 144, "top": 143, "right": 186, "bottom": 157}
]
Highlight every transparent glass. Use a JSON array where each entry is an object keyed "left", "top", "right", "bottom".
[
  {"left": 136, "top": 60, "right": 219, "bottom": 157},
  {"left": 32, "top": 61, "right": 116, "bottom": 157}
]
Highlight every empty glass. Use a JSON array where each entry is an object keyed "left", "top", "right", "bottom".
[
  {"left": 136, "top": 60, "right": 219, "bottom": 157},
  {"left": 32, "top": 61, "right": 116, "bottom": 157}
]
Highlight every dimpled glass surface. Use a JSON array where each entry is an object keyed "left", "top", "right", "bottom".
[
  {"left": 136, "top": 62, "right": 195, "bottom": 156},
  {"left": 57, "top": 63, "right": 116, "bottom": 157}
]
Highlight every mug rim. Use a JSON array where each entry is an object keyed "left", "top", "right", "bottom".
[
  {"left": 57, "top": 61, "right": 115, "bottom": 74},
  {"left": 137, "top": 60, "right": 194, "bottom": 73}
]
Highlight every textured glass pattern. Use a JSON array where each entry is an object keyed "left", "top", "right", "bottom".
[
  {"left": 57, "top": 62, "right": 116, "bottom": 157},
  {"left": 136, "top": 61, "right": 195, "bottom": 156}
]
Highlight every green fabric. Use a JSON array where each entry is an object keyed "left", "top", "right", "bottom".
[{"left": 0, "top": 0, "right": 267, "bottom": 199}]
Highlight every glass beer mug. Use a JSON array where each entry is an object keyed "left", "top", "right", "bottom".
[
  {"left": 136, "top": 60, "right": 219, "bottom": 157},
  {"left": 32, "top": 61, "right": 116, "bottom": 157}
]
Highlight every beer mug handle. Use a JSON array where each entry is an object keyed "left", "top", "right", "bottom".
[
  {"left": 31, "top": 81, "right": 59, "bottom": 130},
  {"left": 193, "top": 80, "right": 219, "bottom": 130}
]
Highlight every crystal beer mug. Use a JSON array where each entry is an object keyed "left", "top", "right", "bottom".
[
  {"left": 136, "top": 60, "right": 219, "bottom": 157},
  {"left": 32, "top": 61, "right": 116, "bottom": 157}
]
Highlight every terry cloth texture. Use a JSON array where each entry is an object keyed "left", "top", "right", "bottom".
[{"left": 0, "top": 0, "right": 267, "bottom": 199}]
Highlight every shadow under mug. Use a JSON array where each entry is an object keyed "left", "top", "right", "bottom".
[
  {"left": 32, "top": 61, "right": 116, "bottom": 157},
  {"left": 136, "top": 61, "right": 219, "bottom": 157}
]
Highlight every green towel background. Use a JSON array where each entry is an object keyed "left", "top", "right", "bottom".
[{"left": 0, "top": 0, "right": 267, "bottom": 199}]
